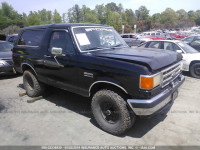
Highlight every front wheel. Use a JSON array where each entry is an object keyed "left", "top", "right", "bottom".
[
  {"left": 91, "top": 89, "right": 135, "bottom": 135},
  {"left": 190, "top": 63, "right": 200, "bottom": 79},
  {"left": 23, "top": 70, "right": 45, "bottom": 97}
]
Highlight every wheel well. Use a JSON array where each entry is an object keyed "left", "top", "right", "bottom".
[
  {"left": 21, "top": 64, "right": 37, "bottom": 76},
  {"left": 90, "top": 82, "right": 131, "bottom": 100},
  {"left": 190, "top": 60, "right": 200, "bottom": 69}
]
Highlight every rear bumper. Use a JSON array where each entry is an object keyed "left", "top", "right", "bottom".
[{"left": 127, "top": 74, "right": 185, "bottom": 116}]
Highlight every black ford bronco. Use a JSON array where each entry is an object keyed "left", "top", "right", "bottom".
[{"left": 13, "top": 23, "right": 185, "bottom": 135}]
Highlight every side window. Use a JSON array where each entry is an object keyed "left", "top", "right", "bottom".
[
  {"left": 18, "top": 30, "right": 45, "bottom": 46},
  {"left": 164, "top": 42, "right": 175, "bottom": 51},
  {"left": 122, "top": 35, "right": 129, "bottom": 38},
  {"left": 173, "top": 43, "right": 181, "bottom": 50},
  {"left": 156, "top": 33, "right": 160, "bottom": 36},
  {"left": 184, "top": 37, "right": 194, "bottom": 42},
  {"left": 191, "top": 39, "right": 200, "bottom": 46},
  {"left": 138, "top": 43, "right": 147, "bottom": 48},
  {"left": 8, "top": 37, "right": 14, "bottom": 42},
  {"left": 151, "top": 33, "right": 155, "bottom": 36},
  {"left": 148, "top": 41, "right": 160, "bottom": 49},
  {"left": 49, "top": 31, "right": 75, "bottom": 54}
]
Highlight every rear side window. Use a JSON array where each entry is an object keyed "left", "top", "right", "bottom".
[
  {"left": 122, "top": 35, "right": 129, "bottom": 38},
  {"left": 18, "top": 30, "right": 45, "bottom": 46},
  {"left": 148, "top": 41, "right": 161, "bottom": 49},
  {"left": 138, "top": 43, "right": 147, "bottom": 48},
  {"left": 164, "top": 42, "right": 174, "bottom": 51}
]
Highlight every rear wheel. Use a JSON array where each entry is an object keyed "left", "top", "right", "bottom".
[
  {"left": 91, "top": 89, "right": 136, "bottom": 135},
  {"left": 190, "top": 63, "right": 200, "bottom": 79},
  {"left": 23, "top": 70, "right": 45, "bottom": 97}
]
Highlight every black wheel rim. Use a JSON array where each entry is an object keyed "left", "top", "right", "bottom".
[
  {"left": 194, "top": 65, "right": 200, "bottom": 75},
  {"left": 25, "top": 74, "right": 34, "bottom": 90},
  {"left": 99, "top": 100, "right": 120, "bottom": 124}
]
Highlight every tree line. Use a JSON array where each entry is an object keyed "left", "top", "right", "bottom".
[{"left": 0, "top": 2, "right": 200, "bottom": 34}]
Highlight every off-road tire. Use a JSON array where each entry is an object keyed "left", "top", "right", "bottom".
[
  {"left": 190, "top": 63, "right": 200, "bottom": 79},
  {"left": 91, "top": 89, "right": 136, "bottom": 135},
  {"left": 23, "top": 70, "right": 45, "bottom": 97}
]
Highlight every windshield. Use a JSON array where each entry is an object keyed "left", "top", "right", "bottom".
[
  {"left": 0, "top": 42, "right": 13, "bottom": 52},
  {"left": 177, "top": 42, "right": 198, "bottom": 53},
  {"left": 72, "top": 27, "right": 128, "bottom": 52}
]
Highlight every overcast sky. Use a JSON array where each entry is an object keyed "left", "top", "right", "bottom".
[{"left": 0, "top": 0, "right": 199, "bottom": 15}]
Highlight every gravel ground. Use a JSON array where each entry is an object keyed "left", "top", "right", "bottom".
[{"left": 0, "top": 73, "right": 200, "bottom": 146}]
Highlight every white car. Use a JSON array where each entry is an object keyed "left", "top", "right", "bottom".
[{"left": 138, "top": 40, "right": 200, "bottom": 78}]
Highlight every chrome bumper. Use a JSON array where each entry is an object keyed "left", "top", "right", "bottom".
[{"left": 127, "top": 75, "right": 185, "bottom": 116}]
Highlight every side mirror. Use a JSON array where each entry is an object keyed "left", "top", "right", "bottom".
[
  {"left": 176, "top": 50, "right": 182, "bottom": 53},
  {"left": 51, "top": 47, "right": 63, "bottom": 55}
]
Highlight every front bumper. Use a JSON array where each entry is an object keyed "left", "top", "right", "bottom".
[
  {"left": 0, "top": 65, "right": 15, "bottom": 74},
  {"left": 127, "top": 74, "right": 185, "bottom": 116}
]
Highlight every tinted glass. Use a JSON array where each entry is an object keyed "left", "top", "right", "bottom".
[
  {"left": 49, "top": 31, "right": 75, "bottom": 54},
  {"left": 18, "top": 30, "right": 45, "bottom": 46},
  {"left": 138, "top": 43, "right": 147, "bottom": 48},
  {"left": 122, "top": 35, "right": 129, "bottom": 38},
  {"left": 164, "top": 42, "right": 175, "bottom": 51},
  {"left": 0, "top": 42, "right": 13, "bottom": 52},
  {"left": 177, "top": 42, "right": 198, "bottom": 53},
  {"left": 148, "top": 41, "right": 160, "bottom": 49},
  {"left": 190, "top": 39, "right": 200, "bottom": 46}
]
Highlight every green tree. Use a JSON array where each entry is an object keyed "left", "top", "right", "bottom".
[
  {"left": 152, "top": 13, "right": 161, "bottom": 23},
  {"left": 188, "top": 10, "right": 197, "bottom": 21},
  {"left": 106, "top": 12, "right": 122, "bottom": 32},
  {"left": 135, "top": 6, "right": 149, "bottom": 20},
  {"left": 26, "top": 11, "right": 41, "bottom": 26},
  {"left": 176, "top": 9, "right": 188, "bottom": 20},
  {"left": 195, "top": 10, "right": 200, "bottom": 25},
  {"left": 67, "top": 4, "right": 81, "bottom": 23},
  {"left": 160, "top": 8, "right": 178, "bottom": 26},
  {"left": 105, "top": 2, "right": 119, "bottom": 12},
  {"left": 53, "top": 9, "right": 62, "bottom": 23},
  {"left": 95, "top": 4, "right": 106, "bottom": 24},
  {"left": 124, "top": 9, "right": 136, "bottom": 28},
  {"left": 0, "top": 2, "right": 23, "bottom": 29}
]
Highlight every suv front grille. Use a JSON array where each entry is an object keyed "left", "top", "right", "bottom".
[{"left": 161, "top": 63, "right": 181, "bottom": 88}]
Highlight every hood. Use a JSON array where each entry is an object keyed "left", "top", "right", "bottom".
[
  {"left": 184, "top": 53, "right": 200, "bottom": 61},
  {"left": 90, "top": 47, "right": 179, "bottom": 71},
  {"left": 0, "top": 51, "right": 12, "bottom": 60}
]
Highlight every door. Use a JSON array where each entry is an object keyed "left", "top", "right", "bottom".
[{"left": 42, "top": 30, "right": 78, "bottom": 93}]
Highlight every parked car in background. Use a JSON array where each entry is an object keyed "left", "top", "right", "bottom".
[
  {"left": 138, "top": 40, "right": 200, "bottom": 78},
  {"left": 0, "top": 41, "right": 15, "bottom": 74},
  {"left": 145, "top": 35, "right": 166, "bottom": 40},
  {"left": 0, "top": 34, "right": 6, "bottom": 41},
  {"left": 182, "top": 35, "right": 200, "bottom": 51},
  {"left": 6, "top": 34, "right": 18, "bottom": 44},
  {"left": 170, "top": 33, "right": 187, "bottom": 39},
  {"left": 121, "top": 33, "right": 151, "bottom": 46}
]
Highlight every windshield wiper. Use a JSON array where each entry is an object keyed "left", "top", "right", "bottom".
[
  {"left": 111, "top": 44, "right": 124, "bottom": 48},
  {"left": 86, "top": 47, "right": 104, "bottom": 50}
]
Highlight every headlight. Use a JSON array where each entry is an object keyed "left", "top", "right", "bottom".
[
  {"left": 140, "top": 73, "right": 162, "bottom": 90},
  {"left": 0, "top": 60, "right": 6, "bottom": 66}
]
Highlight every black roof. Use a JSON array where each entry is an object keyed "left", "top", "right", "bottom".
[{"left": 22, "top": 23, "right": 111, "bottom": 30}]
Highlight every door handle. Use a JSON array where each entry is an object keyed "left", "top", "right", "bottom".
[{"left": 44, "top": 55, "right": 51, "bottom": 58}]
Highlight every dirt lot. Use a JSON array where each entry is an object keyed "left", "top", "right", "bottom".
[{"left": 0, "top": 73, "right": 200, "bottom": 146}]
